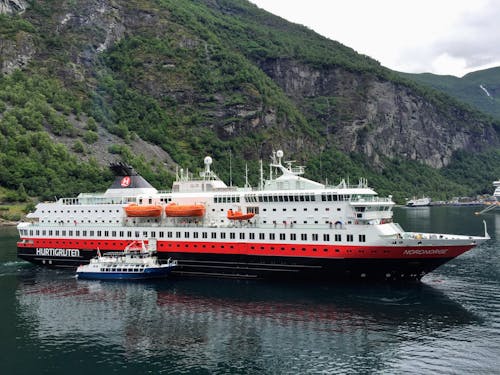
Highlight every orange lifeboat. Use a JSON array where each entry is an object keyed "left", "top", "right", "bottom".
[
  {"left": 124, "top": 203, "right": 162, "bottom": 217},
  {"left": 227, "top": 209, "right": 255, "bottom": 221},
  {"left": 165, "top": 203, "right": 205, "bottom": 217}
]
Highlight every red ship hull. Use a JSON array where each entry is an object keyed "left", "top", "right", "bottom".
[{"left": 17, "top": 238, "right": 473, "bottom": 281}]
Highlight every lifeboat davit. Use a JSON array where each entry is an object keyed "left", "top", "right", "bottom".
[
  {"left": 165, "top": 203, "right": 205, "bottom": 217},
  {"left": 227, "top": 209, "right": 255, "bottom": 221},
  {"left": 124, "top": 203, "right": 162, "bottom": 217}
]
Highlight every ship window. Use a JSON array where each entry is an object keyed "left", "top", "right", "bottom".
[
  {"left": 240, "top": 233, "right": 245, "bottom": 240},
  {"left": 36, "top": 230, "right": 40, "bottom": 236},
  {"left": 273, "top": 208, "right": 276, "bottom": 212},
  {"left": 312, "top": 234, "right": 318, "bottom": 241},
  {"left": 324, "top": 234, "right": 330, "bottom": 241},
  {"left": 304, "top": 208, "right": 307, "bottom": 211},
  {"left": 193, "top": 232, "right": 198, "bottom": 239},
  {"left": 168, "top": 232, "right": 173, "bottom": 238},
  {"left": 56, "top": 230, "right": 60, "bottom": 236},
  {"left": 301, "top": 233, "right": 307, "bottom": 240},
  {"left": 202, "top": 232, "right": 207, "bottom": 239},
  {"left": 269, "top": 233, "right": 275, "bottom": 240},
  {"left": 290, "top": 233, "right": 296, "bottom": 241},
  {"left": 259, "top": 233, "right": 265, "bottom": 240},
  {"left": 219, "top": 232, "right": 225, "bottom": 239},
  {"left": 280, "top": 233, "right": 285, "bottom": 240},
  {"left": 135, "top": 231, "right": 140, "bottom": 238},
  {"left": 185, "top": 232, "right": 189, "bottom": 238},
  {"left": 97, "top": 231, "right": 102, "bottom": 236},
  {"left": 359, "top": 234, "right": 366, "bottom": 242},
  {"left": 176, "top": 232, "right": 181, "bottom": 238},
  {"left": 48, "top": 230, "right": 53, "bottom": 236},
  {"left": 111, "top": 231, "right": 116, "bottom": 237},
  {"left": 347, "top": 234, "right": 353, "bottom": 242},
  {"left": 212, "top": 232, "right": 216, "bottom": 239},
  {"left": 229, "top": 232, "right": 235, "bottom": 239},
  {"left": 127, "top": 231, "right": 131, "bottom": 238},
  {"left": 159, "top": 232, "right": 164, "bottom": 238},
  {"left": 62, "top": 231, "right": 66, "bottom": 236},
  {"left": 151, "top": 232, "right": 156, "bottom": 238},
  {"left": 249, "top": 233, "right": 255, "bottom": 240}
]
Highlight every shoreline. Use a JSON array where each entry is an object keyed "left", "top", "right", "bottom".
[{"left": 0, "top": 219, "right": 20, "bottom": 226}]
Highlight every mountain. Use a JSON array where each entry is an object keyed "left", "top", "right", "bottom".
[
  {"left": 1, "top": 0, "right": 500, "bottom": 203},
  {"left": 401, "top": 67, "right": 500, "bottom": 120}
]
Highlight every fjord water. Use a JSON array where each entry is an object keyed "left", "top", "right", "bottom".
[{"left": 1, "top": 206, "right": 499, "bottom": 375}]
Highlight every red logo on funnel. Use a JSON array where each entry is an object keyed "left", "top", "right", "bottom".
[{"left": 120, "top": 176, "right": 131, "bottom": 187}]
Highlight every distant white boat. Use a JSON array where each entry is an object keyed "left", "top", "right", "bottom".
[
  {"left": 476, "top": 181, "right": 500, "bottom": 215},
  {"left": 406, "top": 197, "right": 431, "bottom": 207}
]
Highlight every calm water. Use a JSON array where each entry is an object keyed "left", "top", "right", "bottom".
[{"left": 1, "top": 206, "right": 499, "bottom": 374}]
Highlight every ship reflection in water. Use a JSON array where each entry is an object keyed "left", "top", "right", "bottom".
[{"left": 15, "top": 269, "right": 482, "bottom": 374}]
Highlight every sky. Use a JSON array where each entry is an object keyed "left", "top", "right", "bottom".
[{"left": 249, "top": 0, "right": 500, "bottom": 77}]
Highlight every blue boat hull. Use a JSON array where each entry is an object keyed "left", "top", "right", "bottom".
[{"left": 77, "top": 267, "right": 174, "bottom": 280}]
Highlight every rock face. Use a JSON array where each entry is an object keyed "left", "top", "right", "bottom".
[
  {"left": 1, "top": 0, "right": 498, "bottom": 173},
  {"left": 261, "top": 59, "right": 499, "bottom": 168},
  {"left": 0, "top": 0, "right": 27, "bottom": 14},
  {"left": 0, "top": 32, "right": 35, "bottom": 74}
]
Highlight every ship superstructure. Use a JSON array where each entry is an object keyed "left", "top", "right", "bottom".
[{"left": 17, "top": 151, "right": 489, "bottom": 281}]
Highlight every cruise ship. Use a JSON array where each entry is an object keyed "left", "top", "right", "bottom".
[{"left": 17, "top": 151, "right": 489, "bottom": 281}]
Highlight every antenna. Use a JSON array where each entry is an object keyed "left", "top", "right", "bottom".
[
  {"left": 260, "top": 160, "right": 264, "bottom": 190},
  {"left": 245, "top": 163, "right": 250, "bottom": 188},
  {"left": 229, "top": 149, "right": 232, "bottom": 187}
]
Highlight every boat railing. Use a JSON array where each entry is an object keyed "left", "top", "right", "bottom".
[{"left": 61, "top": 196, "right": 134, "bottom": 205}]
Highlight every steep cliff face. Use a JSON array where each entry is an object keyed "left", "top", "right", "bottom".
[
  {"left": 261, "top": 58, "right": 499, "bottom": 169},
  {"left": 0, "top": 31, "right": 34, "bottom": 74},
  {"left": 0, "top": 0, "right": 27, "bottom": 15}
]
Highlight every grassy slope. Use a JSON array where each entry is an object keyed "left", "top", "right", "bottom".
[{"left": 400, "top": 67, "right": 500, "bottom": 120}]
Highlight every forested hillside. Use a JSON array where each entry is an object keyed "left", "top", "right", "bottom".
[
  {"left": 1, "top": 0, "right": 500, "bottom": 205},
  {"left": 401, "top": 67, "right": 500, "bottom": 120}
]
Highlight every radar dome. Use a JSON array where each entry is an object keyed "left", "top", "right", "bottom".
[
  {"left": 204, "top": 156, "right": 213, "bottom": 165},
  {"left": 276, "top": 150, "right": 284, "bottom": 158}
]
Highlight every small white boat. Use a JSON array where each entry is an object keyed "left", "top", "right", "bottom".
[
  {"left": 76, "top": 240, "right": 177, "bottom": 280},
  {"left": 406, "top": 197, "right": 431, "bottom": 207}
]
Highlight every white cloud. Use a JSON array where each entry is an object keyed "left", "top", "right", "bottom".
[{"left": 249, "top": 0, "right": 500, "bottom": 77}]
